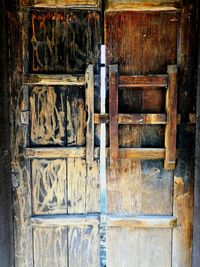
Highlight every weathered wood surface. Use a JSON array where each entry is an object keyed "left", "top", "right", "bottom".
[
  {"left": 109, "top": 65, "right": 119, "bottom": 168},
  {"left": 107, "top": 227, "right": 172, "bottom": 267},
  {"left": 107, "top": 215, "right": 177, "bottom": 228},
  {"left": 164, "top": 65, "right": 177, "bottom": 170},
  {"left": 119, "top": 74, "right": 168, "bottom": 87},
  {"left": 21, "top": 0, "right": 100, "bottom": 7},
  {"left": 28, "top": 10, "right": 101, "bottom": 74}
]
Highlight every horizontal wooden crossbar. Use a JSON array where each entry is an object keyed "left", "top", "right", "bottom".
[
  {"left": 119, "top": 75, "right": 168, "bottom": 88},
  {"left": 30, "top": 213, "right": 100, "bottom": 227},
  {"left": 107, "top": 215, "right": 177, "bottom": 228},
  {"left": 23, "top": 74, "right": 99, "bottom": 86},
  {"left": 25, "top": 147, "right": 168, "bottom": 159}
]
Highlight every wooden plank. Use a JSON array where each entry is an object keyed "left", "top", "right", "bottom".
[
  {"left": 109, "top": 65, "right": 119, "bottom": 168},
  {"left": 107, "top": 215, "right": 177, "bottom": 228},
  {"left": 21, "top": 0, "right": 100, "bottom": 7},
  {"left": 164, "top": 65, "right": 178, "bottom": 170},
  {"left": 68, "top": 224, "right": 100, "bottom": 267},
  {"left": 119, "top": 75, "right": 168, "bottom": 88},
  {"left": 106, "top": 4, "right": 180, "bottom": 12},
  {"left": 24, "top": 74, "right": 85, "bottom": 86},
  {"left": 172, "top": 176, "right": 194, "bottom": 267},
  {"left": 94, "top": 113, "right": 182, "bottom": 124},
  {"left": 25, "top": 147, "right": 86, "bottom": 158},
  {"left": 31, "top": 213, "right": 100, "bottom": 226},
  {"left": 32, "top": 159, "right": 67, "bottom": 215},
  {"left": 85, "top": 65, "right": 94, "bottom": 167},
  {"left": 94, "top": 113, "right": 167, "bottom": 124},
  {"left": 107, "top": 227, "right": 172, "bottom": 267},
  {"left": 107, "top": 148, "right": 166, "bottom": 160}
]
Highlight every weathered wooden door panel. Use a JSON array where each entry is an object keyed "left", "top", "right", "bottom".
[
  {"left": 12, "top": 2, "right": 101, "bottom": 267},
  {"left": 105, "top": 2, "right": 196, "bottom": 267}
]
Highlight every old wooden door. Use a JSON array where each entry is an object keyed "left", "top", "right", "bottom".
[
  {"left": 10, "top": 1, "right": 101, "bottom": 266},
  {"left": 9, "top": 0, "right": 197, "bottom": 266},
  {"left": 105, "top": 1, "right": 197, "bottom": 267}
]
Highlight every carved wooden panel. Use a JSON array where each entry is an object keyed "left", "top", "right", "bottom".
[
  {"left": 30, "top": 85, "right": 85, "bottom": 146},
  {"left": 29, "top": 10, "right": 101, "bottom": 73},
  {"left": 32, "top": 159, "right": 67, "bottom": 214}
]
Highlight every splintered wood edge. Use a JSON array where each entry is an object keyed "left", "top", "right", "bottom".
[
  {"left": 23, "top": 74, "right": 99, "bottom": 86},
  {"left": 30, "top": 213, "right": 100, "bottom": 227},
  {"left": 105, "top": 3, "right": 181, "bottom": 12},
  {"left": 107, "top": 215, "right": 177, "bottom": 228}
]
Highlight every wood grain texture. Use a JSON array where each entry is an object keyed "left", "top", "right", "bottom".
[
  {"left": 32, "top": 159, "right": 67, "bottom": 214},
  {"left": 21, "top": 0, "right": 100, "bottom": 7},
  {"left": 29, "top": 10, "right": 100, "bottom": 74},
  {"left": 119, "top": 74, "right": 168, "bottom": 87},
  {"left": 164, "top": 65, "right": 177, "bottom": 170},
  {"left": 107, "top": 227, "right": 172, "bottom": 267}
]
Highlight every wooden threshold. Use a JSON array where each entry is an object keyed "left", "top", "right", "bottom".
[
  {"left": 119, "top": 75, "right": 168, "bottom": 88},
  {"left": 30, "top": 213, "right": 100, "bottom": 227},
  {"left": 23, "top": 74, "right": 99, "bottom": 86},
  {"left": 107, "top": 215, "right": 177, "bottom": 228}
]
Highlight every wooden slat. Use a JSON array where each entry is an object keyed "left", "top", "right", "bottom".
[
  {"left": 109, "top": 65, "right": 119, "bottom": 168},
  {"left": 23, "top": 74, "right": 85, "bottom": 86},
  {"left": 23, "top": 74, "right": 99, "bottom": 86},
  {"left": 30, "top": 213, "right": 100, "bottom": 227},
  {"left": 164, "top": 65, "right": 178, "bottom": 170},
  {"left": 94, "top": 113, "right": 182, "bottom": 124},
  {"left": 85, "top": 65, "right": 94, "bottom": 167},
  {"left": 107, "top": 215, "right": 177, "bottom": 228},
  {"left": 21, "top": 0, "right": 100, "bottom": 7},
  {"left": 25, "top": 147, "right": 86, "bottom": 158},
  {"left": 107, "top": 148, "right": 166, "bottom": 159},
  {"left": 119, "top": 75, "right": 168, "bottom": 88},
  {"left": 94, "top": 113, "right": 167, "bottom": 124}
]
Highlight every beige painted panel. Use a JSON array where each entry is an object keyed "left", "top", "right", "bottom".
[
  {"left": 107, "top": 159, "right": 172, "bottom": 214},
  {"left": 33, "top": 226, "right": 68, "bottom": 267},
  {"left": 107, "top": 227, "right": 172, "bottom": 267},
  {"left": 68, "top": 225, "right": 100, "bottom": 267},
  {"left": 68, "top": 158, "right": 100, "bottom": 213},
  {"left": 32, "top": 159, "right": 67, "bottom": 214}
]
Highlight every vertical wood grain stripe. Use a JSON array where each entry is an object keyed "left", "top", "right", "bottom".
[
  {"left": 109, "top": 65, "right": 119, "bottom": 168},
  {"left": 164, "top": 65, "right": 178, "bottom": 170},
  {"left": 85, "top": 65, "right": 94, "bottom": 167}
]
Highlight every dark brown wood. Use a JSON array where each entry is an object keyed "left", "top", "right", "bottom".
[
  {"left": 119, "top": 75, "right": 168, "bottom": 88},
  {"left": 109, "top": 65, "right": 119, "bottom": 168},
  {"left": 164, "top": 65, "right": 177, "bottom": 170}
]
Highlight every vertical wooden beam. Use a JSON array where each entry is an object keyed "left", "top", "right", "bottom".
[
  {"left": 109, "top": 64, "right": 119, "bottom": 168},
  {"left": 85, "top": 65, "right": 94, "bottom": 167},
  {"left": 164, "top": 65, "right": 178, "bottom": 170}
]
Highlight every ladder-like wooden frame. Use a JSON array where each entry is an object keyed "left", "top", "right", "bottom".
[{"left": 108, "top": 64, "right": 178, "bottom": 170}]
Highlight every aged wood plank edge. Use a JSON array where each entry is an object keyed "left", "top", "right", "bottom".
[
  {"left": 25, "top": 147, "right": 170, "bottom": 159},
  {"left": 85, "top": 65, "right": 94, "bottom": 167},
  {"left": 164, "top": 65, "right": 178, "bottom": 170},
  {"left": 30, "top": 213, "right": 100, "bottom": 227},
  {"left": 109, "top": 65, "right": 119, "bottom": 168},
  {"left": 25, "top": 147, "right": 86, "bottom": 158},
  {"left": 20, "top": 0, "right": 101, "bottom": 8},
  {"left": 119, "top": 75, "right": 168, "bottom": 88},
  {"left": 107, "top": 215, "right": 177, "bottom": 228},
  {"left": 23, "top": 74, "right": 99, "bottom": 86},
  {"left": 94, "top": 113, "right": 182, "bottom": 124},
  {"left": 105, "top": 3, "right": 182, "bottom": 12},
  {"left": 108, "top": 148, "right": 166, "bottom": 159}
]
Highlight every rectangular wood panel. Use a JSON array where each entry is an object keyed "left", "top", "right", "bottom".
[
  {"left": 21, "top": 0, "right": 100, "bottom": 7},
  {"left": 28, "top": 10, "right": 101, "bottom": 74}
]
